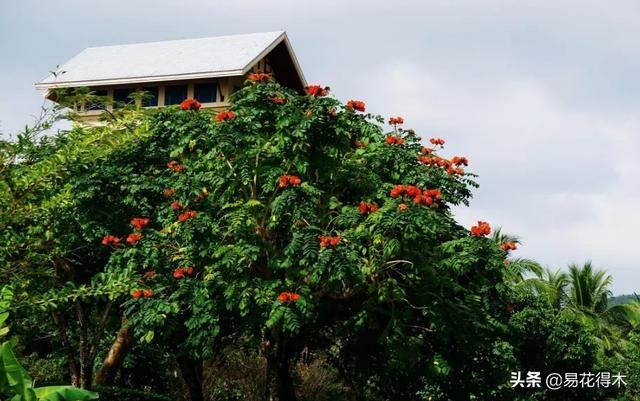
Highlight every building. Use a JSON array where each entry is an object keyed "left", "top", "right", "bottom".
[{"left": 35, "top": 31, "right": 306, "bottom": 122}]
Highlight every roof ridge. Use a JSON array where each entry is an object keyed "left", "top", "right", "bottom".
[{"left": 83, "top": 31, "right": 285, "bottom": 50}]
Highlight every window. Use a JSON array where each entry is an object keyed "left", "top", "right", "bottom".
[
  {"left": 164, "top": 85, "right": 187, "bottom": 105},
  {"left": 194, "top": 83, "right": 217, "bottom": 103},
  {"left": 86, "top": 89, "right": 108, "bottom": 111},
  {"left": 141, "top": 87, "right": 159, "bottom": 107},
  {"left": 113, "top": 88, "right": 136, "bottom": 109}
]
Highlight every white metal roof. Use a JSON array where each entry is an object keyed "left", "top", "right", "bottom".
[{"left": 36, "top": 31, "right": 305, "bottom": 89}]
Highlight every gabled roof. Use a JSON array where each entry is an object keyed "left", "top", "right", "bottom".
[{"left": 35, "top": 31, "right": 306, "bottom": 89}]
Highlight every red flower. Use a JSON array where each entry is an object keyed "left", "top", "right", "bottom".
[
  {"left": 163, "top": 188, "right": 176, "bottom": 197},
  {"left": 288, "top": 175, "right": 301, "bottom": 186},
  {"left": 305, "top": 85, "right": 329, "bottom": 97},
  {"left": 289, "top": 293, "right": 300, "bottom": 302},
  {"left": 173, "top": 269, "right": 185, "bottom": 279},
  {"left": 178, "top": 210, "right": 197, "bottom": 222},
  {"left": 420, "top": 147, "right": 433, "bottom": 155},
  {"left": 101, "top": 235, "right": 120, "bottom": 247},
  {"left": 319, "top": 235, "right": 331, "bottom": 248},
  {"left": 130, "top": 217, "right": 150, "bottom": 231},
  {"left": 277, "top": 292, "right": 301, "bottom": 304},
  {"left": 180, "top": 98, "right": 201, "bottom": 111},
  {"left": 131, "top": 289, "right": 143, "bottom": 299},
  {"left": 451, "top": 156, "right": 469, "bottom": 166},
  {"left": 278, "top": 175, "right": 302, "bottom": 188},
  {"left": 389, "top": 116, "right": 404, "bottom": 125},
  {"left": 167, "top": 160, "right": 184, "bottom": 172},
  {"left": 346, "top": 100, "right": 366, "bottom": 112},
  {"left": 216, "top": 111, "right": 236, "bottom": 122},
  {"left": 320, "top": 235, "right": 340, "bottom": 248},
  {"left": 248, "top": 72, "right": 272, "bottom": 82},
  {"left": 268, "top": 96, "right": 286, "bottom": 104},
  {"left": 500, "top": 242, "right": 518, "bottom": 251},
  {"left": 142, "top": 289, "right": 154, "bottom": 298},
  {"left": 359, "top": 201, "right": 378, "bottom": 214},
  {"left": 171, "top": 201, "right": 183, "bottom": 210},
  {"left": 279, "top": 175, "right": 289, "bottom": 188},
  {"left": 385, "top": 135, "right": 404, "bottom": 145},
  {"left": 398, "top": 203, "right": 408, "bottom": 211},
  {"left": 126, "top": 233, "right": 142, "bottom": 246},
  {"left": 470, "top": 221, "right": 491, "bottom": 237},
  {"left": 429, "top": 138, "right": 446, "bottom": 146}
]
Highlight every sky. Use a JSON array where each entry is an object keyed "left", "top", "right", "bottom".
[{"left": 1, "top": 0, "right": 639, "bottom": 294}]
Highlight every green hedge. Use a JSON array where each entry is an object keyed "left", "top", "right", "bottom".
[{"left": 94, "top": 386, "right": 173, "bottom": 401}]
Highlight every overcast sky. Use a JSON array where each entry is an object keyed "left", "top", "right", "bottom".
[{"left": 1, "top": 0, "right": 639, "bottom": 294}]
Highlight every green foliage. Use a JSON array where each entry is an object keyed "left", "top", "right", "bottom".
[
  {"left": 3, "top": 75, "right": 639, "bottom": 400},
  {"left": 93, "top": 386, "right": 171, "bottom": 401},
  {"left": 0, "top": 286, "right": 97, "bottom": 401}
]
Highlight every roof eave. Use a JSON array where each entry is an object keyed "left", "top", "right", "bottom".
[{"left": 34, "top": 68, "right": 246, "bottom": 90}]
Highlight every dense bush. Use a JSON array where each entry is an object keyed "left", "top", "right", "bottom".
[{"left": 1, "top": 74, "right": 640, "bottom": 401}]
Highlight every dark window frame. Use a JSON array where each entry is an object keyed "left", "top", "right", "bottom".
[
  {"left": 194, "top": 82, "right": 218, "bottom": 104},
  {"left": 164, "top": 84, "right": 188, "bottom": 106}
]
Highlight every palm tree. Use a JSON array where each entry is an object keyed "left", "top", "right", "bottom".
[
  {"left": 526, "top": 268, "right": 569, "bottom": 311},
  {"left": 565, "top": 262, "right": 640, "bottom": 357}
]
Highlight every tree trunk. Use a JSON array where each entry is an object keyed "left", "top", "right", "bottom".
[
  {"left": 265, "top": 327, "right": 297, "bottom": 401},
  {"left": 94, "top": 322, "right": 133, "bottom": 385},
  {"left": 76, "top": 300, "right": 93, "bottom": 389},
  {"left": 50, "top": 309, "right": 80, "bottom": 387},
  {"left": 177, "top": 357, "right": 204, "bottom": 401}
]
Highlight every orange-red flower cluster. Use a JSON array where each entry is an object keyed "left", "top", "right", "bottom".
[
  {"left": 130, "top": 217, "right": 149, "bottom": 231},
  {"left": 180, "top": 98, "right": 201, "bottom": 111},
  {"left": 430, "top": 138, "right": 446, "bottom": 146},
  {"left": 277, "top": 292, "right": 301, "bottom": 303},
  {"left": 132, "top": 289, "right": 154, "bottom": 299},
  {"left": 268, "top": 96, "right": 286, "bottom": 105},
  {"left": 385, "top": 135, "right": 405, "bottom": 145},
  {"left": 420, "top": 147, "right": 433, "bottom": 155},
  {"left": 305, "top": 85, "right": 329, "bottom": 97},
  {"left": 279, "top": 175, "right": 302, "bottom": 188},
  {"left": 215, "top": 111, "right": 236, "bottom": 122},
  {"left": 470, "top": 221, "right": 491, "bottom": 237},
  {"left": 358, "top": 201, "right": 378, "bottom": 215},
  {"left": 171, "top": 201, "right": 183, "bottom": 210},
  {"left": 178, "top": 210, "right": 197, "bottom": 222},
  {"left": 126, "top": 233, "right": 142, "bottom": 246},
  {"left": 163, "top": 188, "right": 176, "bottom": 197},
  {"left": 389, "top": 185, "right": 441, "bottom": 206},
  {"left": 346, "top": 100, "right": 366, "bottom": 112},
  {"left": 451, "top": 156, "right": 469, "bottom": 166},
  {"left": 417, "top": 156, "right": 465, "bottom": 176},
  {"left": 101, "top": 235, "right": 120, "bottom": 247},
  {"left": 248, "top": 72, "right": 272, "bottom": 82},
  {"left": 500, "top": 242, "right": 518, "bottom": 251},
  {"left": 319, "top": 235, "right": 341, "bottom": 248},
  {"left": 398, "top": 203, "right": 408, "bottom": 211},
  {"left": 173, "top": 266, "right": 194, "bottom": 279},
  {"left": 167, "top": 160, "right": 184, "bottom": 172},
  {"left": 389, "top": 116, "right": 404, "bottom": 125}
]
